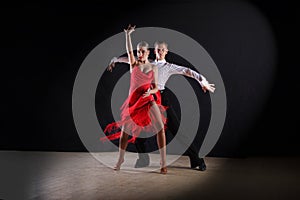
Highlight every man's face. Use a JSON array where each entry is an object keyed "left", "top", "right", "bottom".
[{"left": 154, "top": 44, "right": 168, "bottom": 60}]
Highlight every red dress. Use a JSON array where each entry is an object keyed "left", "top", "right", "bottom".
[{"left": 100, "top": 66, "right": 168, "bottom": 143}]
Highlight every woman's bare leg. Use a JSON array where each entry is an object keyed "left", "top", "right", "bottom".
[
  {"left": 114, "top": 128, "right": 129, "bottom": 170},
  {"left": 157, "top": 129, "right": 167, "bottom": 173},
  {"left": 150, "top": 102, "right": 167, "bottom": 174}
]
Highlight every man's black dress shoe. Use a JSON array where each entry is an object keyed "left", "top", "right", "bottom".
[
  {"left": 190, "top": 158, "right": 206, "bottom": 171},
  {"left": 134, "top": 153, "right": 150, "bottom": 168}
]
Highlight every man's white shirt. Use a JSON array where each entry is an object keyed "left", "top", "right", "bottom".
[{"left": 151, "top": 59, "right": 207, "bottom": 90}]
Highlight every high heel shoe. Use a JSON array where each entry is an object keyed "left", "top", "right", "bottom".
[
  {"left": 160, "top": 167, "right": 167, "bottom": 174},
  {"left": 160, "top": 160, "right": 167, "bottom": 174},
  {"left": 113, "top": 159, "right": 124, "bottom": 171}
]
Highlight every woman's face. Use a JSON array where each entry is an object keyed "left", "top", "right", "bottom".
[{"left": 137, "top": 46, "right": 149, "bottom": 62}]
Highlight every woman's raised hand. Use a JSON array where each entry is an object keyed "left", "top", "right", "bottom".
[{"left": 124, "top": 24, "right": 136, "bottom": 35}]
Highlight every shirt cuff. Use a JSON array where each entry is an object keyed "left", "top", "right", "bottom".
[
  {"left": 199, "top": 76, "right": 208, "bottom": 87},
  {"left": 110, "top": 57, "right": 118, "bottom": 64}
]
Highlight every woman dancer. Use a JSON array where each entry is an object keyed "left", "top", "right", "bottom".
[{"left": 101, "top": 25, "right": 168, "bottom": 174}]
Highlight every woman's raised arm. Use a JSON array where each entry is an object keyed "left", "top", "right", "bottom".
[{"left": 124, "top": 24, "right": 136, "bottom": 73}]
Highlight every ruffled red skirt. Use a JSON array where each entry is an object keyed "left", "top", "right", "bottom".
[{"left": 100, "top": 87, "right": 167, "bottom": 143}]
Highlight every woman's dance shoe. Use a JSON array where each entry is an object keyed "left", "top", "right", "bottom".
[
  {"left": 113, "top": 159, "right": 124, "bottom": 171},
  {"left": 160, "top": 167, "right": 167, "bottom": 174}
]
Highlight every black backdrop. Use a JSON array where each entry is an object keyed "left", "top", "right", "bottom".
[{"left": 1, "top": 0, "right": 299, "bottom": 157}]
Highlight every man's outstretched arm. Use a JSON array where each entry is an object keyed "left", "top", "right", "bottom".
[
  {"left": 170, "top": 63, "right": 215, "bottom": 93},
  {"left": 106, "top": 56, "right": 129, "bottom": 72}
]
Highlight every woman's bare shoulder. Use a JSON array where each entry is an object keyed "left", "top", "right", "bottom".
[{"left": 151, "top": 63, "right": 158, "bottom": 70}]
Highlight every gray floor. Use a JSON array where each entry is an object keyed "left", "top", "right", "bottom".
[{"left": 1, "top": 151, "right": 300, "bottom": 200}]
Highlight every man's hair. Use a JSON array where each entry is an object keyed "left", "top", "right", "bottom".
[
  {"left": 137, "top": 41, "right": 149, "bottom": 49},
  {"left": 154, "top": 41, "right": 168, "bottom": 49}
]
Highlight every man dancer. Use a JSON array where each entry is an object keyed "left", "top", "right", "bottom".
[{"left": 107, "top": 41, "right": 215, "bottom": 171}]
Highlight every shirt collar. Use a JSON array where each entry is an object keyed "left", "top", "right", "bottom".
[{"left": 154, "top": 59, "right": 167, "bottom": 64}]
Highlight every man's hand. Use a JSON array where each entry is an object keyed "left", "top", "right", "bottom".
[
  {"left": 201, "top": 79, "right": 215, "bottom": 93},
  {"left": 106, "top": 57, "right": 118, "bottom": 72},
  {"left": 107, "top": 62, "right": 115, "bottom": 72}
]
